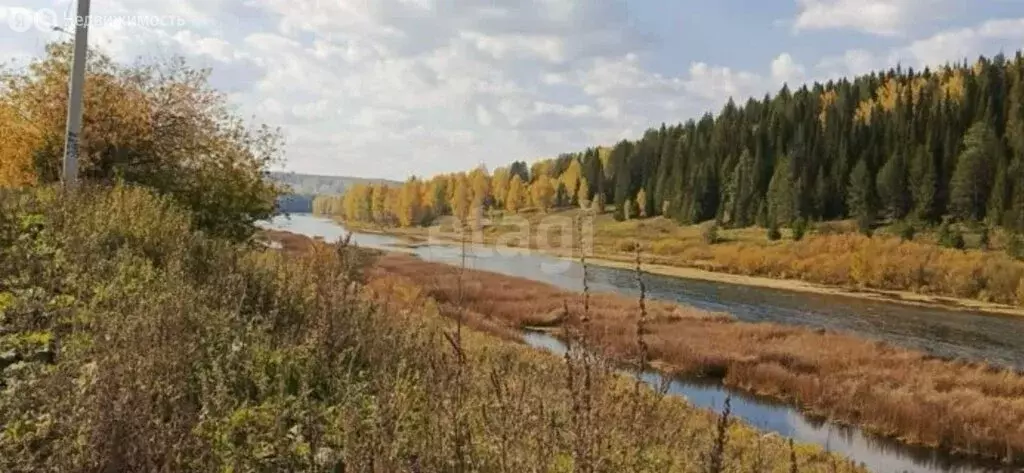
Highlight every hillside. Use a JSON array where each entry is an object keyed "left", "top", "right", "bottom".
[
  {"left": 269, "top": 171, "right": 398, "bottom": 196},
  {"left": 270, "top": 172, "right": 399, "bottom": 212}
]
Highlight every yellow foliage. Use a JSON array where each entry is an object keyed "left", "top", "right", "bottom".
[
  {"left": 529, "top": 176, "right": 556, "bottom": 212},
  {"left": 854, "top": 100, "right": 874, "bottom": 124},
  {"left": 938, "top": 68, "right": 966, "bottom": 102},
  {"left": 818, "top": 89, "right": 837, "bottom": 126},
  {"left": 0, "top": 103, "right": 41, "bottom": 187}
]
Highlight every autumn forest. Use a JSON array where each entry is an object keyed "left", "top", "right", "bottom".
[{"left": 315, "top": 51, "right": 1024, "bottom": 244}]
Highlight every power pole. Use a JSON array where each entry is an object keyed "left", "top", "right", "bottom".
[{"left": 62, "top": 0, "right": 91, "bottom": 188}]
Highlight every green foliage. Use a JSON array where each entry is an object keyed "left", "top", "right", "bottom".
[
  {"left": 894, "top": 221, "right": 916, "bottom": 241},
  {"left": 320, "top": 52, "right": 1024, "bottom": 243},
  {"left": 877, "top": 153, "right": 910, "bottom": 220},
  {"left": 791, "top": 218, "right": 808, "bottom": 242},
  {"left": 1009, "top": 233, "right": 1024, "bottom": 261},
  {"left": 847, "top": 159, "right": 877, "bottom": 235},
  {"left": 767, "top": 156, "right": 796, "bottom": 226},
  {"left": 950, "top": 122, "right": 998, "bottom": 223},
  {"left": 938, "top": 221, "right": 966, "bottom": 250},
  {"left": 701, "top": 221, "right": 720, "bottom": 245}
]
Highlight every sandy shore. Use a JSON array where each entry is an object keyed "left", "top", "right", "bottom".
[{"left": 580, "top": 255, "right": 1024, "bottom": 318}]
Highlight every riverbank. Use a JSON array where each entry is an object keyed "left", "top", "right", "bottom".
[
  {"left": 366, "top": 249, "right": 1024, "bottom": 464},
  {"left": 263, "top": 227, "right": 1024, "bottom": 464},
  {"left": 338, "top": 217, "right": 1024, "bottom": 318}
]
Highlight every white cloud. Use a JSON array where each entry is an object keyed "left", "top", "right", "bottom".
[
  {"left": 890, "top": 17, "right": 1024, "bottom": 67},
  {"left": 771, "top": 53, "right": 806, "bottom": 86},
  {"left": 459, "top": 31, "right": 566, "bottom": 63},
  {"left": 3, "top": 0, "right": 1020, "bottom": 180},
  {"left": 793, "top": 0, "right": 948, "bottom": 36},
  {"left": 815, "top": 49, "right": 881, "bottom": 78}
]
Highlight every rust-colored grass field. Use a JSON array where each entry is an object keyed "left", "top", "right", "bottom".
[{"left": 369, "top": 251, "right": 1024, "bottom": 463}]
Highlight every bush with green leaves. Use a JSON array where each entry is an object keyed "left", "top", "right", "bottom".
[
  {"left": 894, "top": 221, "right": 916, "bottom": 241},
  {"left": 701, "top": 221, "right": 720, "bottom": 245},
  {"left": 938, "top": 221, "right": 966, "bottom": 250},
  {"left": 791, "top": 218, "right": 808, "bottom": 241}
]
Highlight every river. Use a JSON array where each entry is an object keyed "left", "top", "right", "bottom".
[{"left": 262, "top": 214, "right": 1023, "bottom": 473}]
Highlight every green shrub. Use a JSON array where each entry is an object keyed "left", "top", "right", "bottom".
[
  {"left": 701, "top": 221, "right": 720, "bottom": 245},
  {"left": 1009, "top": 234, "right": 1024, "bottom": 261},
  {"left": 979, "top": 226, "right": 991, "bottom": 250},
  {"left": 939, "top": 221, "right": 965, "bottom": 250},
  {"left": 894, "top": 221, "right": 916, "bottom": 241},
  {"left": 792, "top": 218, "right": 808, "bottom": 241}
]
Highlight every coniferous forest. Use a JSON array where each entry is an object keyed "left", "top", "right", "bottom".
[{"left": 319, "top": 52, "right": 1024, "bottom": 239}]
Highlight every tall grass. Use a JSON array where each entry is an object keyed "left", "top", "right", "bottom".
[
  {"left": 370, "top": 250, "right": 1024, "bottom": 463},
  {"left": 1, "top": 185, "right": 865, "bottom": 472}
]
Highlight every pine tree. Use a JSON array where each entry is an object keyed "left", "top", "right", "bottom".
[
  {"left": 877, "top": 152, "right": 910, "bottom": 220},
  {"left": 725, "top": 150, "right": 757, "bottom": 227},
  {"left": 950, "top": 121, "right": 997, "bottom": 222},
  {"left": 847, "top": 158, "right": 877, "bottom": 235},
  {"left": 909, "top": 145, "right": 937, "bottom": 222},
  {"left": 767, "top": 156, "right": 795, "bottom": 225}
]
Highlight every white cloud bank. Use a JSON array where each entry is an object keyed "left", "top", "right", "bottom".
[{"left": 0, "top": 1, "right": 1022, "bottom": 179}]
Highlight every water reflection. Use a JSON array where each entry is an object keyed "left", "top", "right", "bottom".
[{"left": 521, "top": 331, "right": 1013, "bottom": 473}]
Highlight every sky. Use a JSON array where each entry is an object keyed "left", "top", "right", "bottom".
[{"left": 1, "top": 1, "right": 1024, "bottom": 180}]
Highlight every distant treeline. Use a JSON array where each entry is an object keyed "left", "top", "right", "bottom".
[
  {"left": 276, "top": 194, "right": 314, "bottom": 213},
  {"left": 321, "top": 51, "right": 1024, "bottom": 236}
]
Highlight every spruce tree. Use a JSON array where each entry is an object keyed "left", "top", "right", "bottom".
[
  {"left": 847, "top": 158, "right": 877, "bottom": 235},
  {"left": 909, "top": 145, "right": 937, "bottom": 222},
  {"left": 877, "top": 152, "right": 910, "bottom": 220},
  {"left": 767, "top": 155, "right": 796, "bottom": 225},
  {"left": 950, "top": 121, "right": 997, "bottom": 222}
]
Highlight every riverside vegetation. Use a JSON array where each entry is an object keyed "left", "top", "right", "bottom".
[
  {"left": 0, "top": 186, "right": 871, "bottom": 472},
  {"left": 342, "top": 209, "right": 1024, "bottom": 310},
  {"left": 0, "top": 41, "right": 870, "bottom": 472},
  {"left": 358, "top": 247, "right": 1024, "bottom": 463},
  {"left": 314, "top": 50, "right": 1024, "bottom": 308}
]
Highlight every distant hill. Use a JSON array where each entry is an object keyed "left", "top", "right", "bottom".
[
  {"left": 270, "top": 171, "right": 399, "bottom": 196},
  {"left": 269, "top": 172, "right": 400, "bottom": 213}
]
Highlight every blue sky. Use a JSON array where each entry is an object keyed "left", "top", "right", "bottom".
[{"left": 2, "top": 0, "right": 1023, "bottom": 180}]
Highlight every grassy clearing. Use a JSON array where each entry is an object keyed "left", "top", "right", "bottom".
[
  {"left": 367, "top": 251, "right": 1024, "bottom": 463},
  {"left": 1, "top": 186, "right": 864, "bottom": 473}
]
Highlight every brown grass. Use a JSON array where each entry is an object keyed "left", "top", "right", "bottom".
[
  {"left": 5, "top": 187, "right": 873, "bottom": 473},
  {"left": 367, "top": 251, "right": 1024, "bottom": 463},
  {"left": 352, "top": 211, "right": 1024, "bottom": 308}
]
